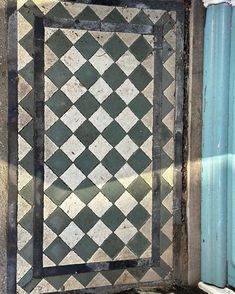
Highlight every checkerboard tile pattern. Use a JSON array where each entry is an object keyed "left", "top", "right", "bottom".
[{"left": 16, "top": 1, "right": 176, "bottom": 292}]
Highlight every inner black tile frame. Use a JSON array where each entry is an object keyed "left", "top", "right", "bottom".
[
  {"left": 33, "top": 15, "right": 163, "bottom": 279},
  {"left": 7, "top": 0, "right": 185, "bottom": 293}
]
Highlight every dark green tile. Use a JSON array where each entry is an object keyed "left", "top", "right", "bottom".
[
  {"left": 74, "top": 235, "right": 98, "bottom": 261},
  {"left": 129, "top": 94, "right": 152, "bottom": 119},
  {"left": 74, "top": 32, "right": 100, "bottom": 60},
  {"left": 19, "top": 1, "right": 42, "bottom": 25},
  {"left": 102, "top": 121, "right": 126, "bottom": 146},
  {"left": 101, "top": 206, "right": 125, "bottom": 231},
  {"left": 160, "top": 204, "right": 171, "bottom": 227},
  {"left": 162, "top": 95, "right": 174, "bottom": 118},
  {"left": 46, "top": 2, "right": 72, "bottom": 19},
  {"left": 103, "top": 8, "right": 127, "bottom": 24},
  {"left": 128, "top": 267, "right": 149, "bottom": 281},
  {"left": 74, "top": 178, "right": 99, "bottom": 204},
  {"left": 75, "top": 92, "right": 100, "bottom": 118},
  {"left": 130, "top": 11, "right": 152, "bottom": 25},
  {"left": 20, "top": 91, "right": 34, "bottom": 117},
  {"left": 101, "top": 178, "right": 125, "bottom": 203},
  {"left": 75, "top": 62, "right": 99, "bottom": 88},
  {"left": 160, "top": 232, "right": 171, "bottom": 255},
  {"left": 127, "top": 204, "right": 150, "bottom": 229},
  {"left": 20, "top": 150, "right": 33, "bottom": 175},
  {"left": 101, "top": 234, "right": 124, "bottom": 258},
  {"left": 19, "top": 30, "right": 34, "bottom": 56},
  {"left": 102, "top": 269, "right": 124, "bottom": 284},
  {"left": 45, "top": 178, "right": 72, "bottom": 206},
  {"left": 77, "top": 6, "right": 100, "bottom": 21},
  {"left": 46, "top": 275, "right": 70, "bottom": 291},
  {"left": 18, "top": 270, "right": 40, "bottom": 293},
  {"left": 19, "top": 120, "right": 33, "bottom": 146},
  {"left": 74, "top": 149, "right": 99, "bottom": 176},
  {"left": 161, "top": 151, "right": 172, "bottom": 174},
  {"left": 163, "top": 15, "right": 175, "bottom": 35},
  {"left": 19, "top": 179, "right": 33, "bottom": 205},
  {"left": 102, "top": 93, "right": 126, "bottom": 118},
  {"left": 44, "top": 237, "right": 70, "bottom": 265},
  {"left": 104, "top": 34, "right": 127, "bottom": 61},
  {"left": 46, "top": 91, "right": 72, "bottom": 117},
  {"left": 161, "top": 178, "right": 172, "bottom": 201},
  {"left": 102, "top": 64, "right": 126, "bottom": 90},
  {"left": 129, "top": 65, "right": 152, "bottom": 91},
  {"left": 74, "top": 272, "right": 96, "bottom": 287},
  {"left": 19, "top": 238, "right": 33, "bottom": 264},
  {"left": 19, "top": 60, "right": 34, "bottom": 87},
  {"left": 46, "top": 61, "right": 72, "bottom": 88},
  {"left": 74, "top": 207, "right": 98, "bottom": 233},
  {"left": 162, "top": 67, "right": 174, "bottom": 91},
  {"left": 162, "top": 40, "right": 174, "bottom": 63},
  {"left": 127, "top": 176, "right": 151, "bottom": 202},
  {"left": 130, "top": 36, "right": 153, "bottom": 62},
  {"left": 127, "top": 232, "right": 150, "bottom": 257},
  {"left": 46, "top": 150, "right": 72, "bottom": 177},
  {"left": 128, "top": 121, "right": 152, "bottom": 147},
  {"left": 45, "top": 208, "right": 71, "bottom": 235},
  {"left": 161, "top": 124, "right": 172, "bottom": 147},
  {"left": 102, "top": 149, "right": 125, "bottom": 175},
  {"left": 74, "top": 121, "right": 99, "bottom": 147},
  {"left": 128, "top": 149, "right": 151, "bottom": 174},
  {"left": 19, "top": 209, "right": 33, "bottom": 234},
  {"left": 46, "top": 120, "right": 72, "bottom": 147},
  {"left": 47, "top": 30, "right": 72, "bottom": 58}
]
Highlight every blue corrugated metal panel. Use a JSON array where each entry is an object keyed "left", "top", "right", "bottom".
[
  {"left": 228, "top": 6, "right": 235, "bottom": 288},
  {"left": 202, "top": 4, "right": 231, "bottom": 287}
]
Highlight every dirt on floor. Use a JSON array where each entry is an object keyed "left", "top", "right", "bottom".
[{"left": 119, "top": 287, "right": 204, "bottom": 294}]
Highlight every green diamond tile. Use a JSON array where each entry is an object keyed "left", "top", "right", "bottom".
[
  {"left": 45, "top": 178, "right": 72, "bottom": 206},
  {"left": 161, "top": 151, "right": 172, "bottom": 174},
  {"left": 128, "top": 149, "right": 151, "bottom": 174},
  {"left": 45, "top": 208, "right": 71, "bottom": 235},
  {"left": 77, "top": 6, "right": 100, "bottom": 21},
  {"left": 130, "top": 36, "right": 153, "bottom": 62},
  {"left": 75, "top": 62, "right": 99, "bottom": 88},
  {"left": 44, "top": 237, "right": 70, "bottom": 265},
  {"left": 45, "top": 2, "right": 72, "bottom": 19},
  {"left": 127, "top": 232, "right": 150, "bottom": 257},
  {"left": 102, "top": 149, "right": 125, "bottom": 175},
  {"left": 19, "top": 209, "right": 33, "bottom": 234},
  {"left": 75, "top": 92, "right": 100, "bottom": 118},
  {"left": 162, "top": 95, "right": 174, "bottom": 118},
  {"left": 163, "top": 15, "right": 175, "bottom": 35},
  {"left": 127, "top": 176, "right": 151, "bottom": 202},
  {"left": 19, "top": 120, "right": 33, "bottom": 146},
  {"left": 20, "top": 91, "right": 34, "bottom": 117},
  {"left": 102, "top": 93, "right": 126, "bottom": 118},
  {"left": 19, "top": 1, "right": 42, "bottom": 25},
  {"left": 74, "top": 207, "right": 98, "bottom": 233},
  {"left": 74, "top": 32, "right": 100, "bottom": 60},
  {"left": 127, "top": 204, "right": 150, "bottom": 229},
  {"left": 19, "top": 238, "right": 33, "bottom": 264},
  {"left": 160, "top": 233, "right": 171, "bottom": 255},
  {"left": 18, "top": 270, "right": 40, "bottom": 293},
  {"left": 128, "top": 121, "right": 152, "bottom": 147},
  {"left": 46, "top": 150, "right": 72, "bottom": 177},
  {"left": 161, "top": 205, "right": 171, "bottom": 227},
  {"left": 20, "top": 150, "right": 33, "bottom": 175},
  {"left": 74, "top": 235, "right": 98, "bottom": 261},
  {"left": 162, "top": 67, "right": 174, "bottom": 90},
  {"left": 128, "top": 267, "right": 149, "bottom": 281},
  {"left": 19, "top": 60, "right": 34, "bottom": 87},
  {"left": 19, "top": 179, "right": 33, "bottom": 205},
  {"left": 102, "top": 269, "right": 124, "bottom": 285},
  {"left": 74, "top": 149, "right": 99, "bottom": 176},
  {"left": 74, "top": 121, "right": 99, "bottom": 147},
  {"left": 45, "top": 275, "right": 70, "bottom": 291},
  {"left": 101, "top": 177, "right": 125, "bottom": 203},
  {"left": 74, "top": 178, "right": 99, "bottom": 204},
  {"left": 101, "top": 206, "right": 125, "bottom": 231},
  {"left": 161, "top": 178, "right": 172, "bottom": 201},
  {"left": 103, "top": 34, "right": 128, "bottom": 61},
  {"left": 161, "top": 124, "right": 172, "bottom": 146},
  {"left": 46, "top": 120, "right": 72, "bottom": 147},
  {"left": 19, "top": 30, "right": 34, "bottom": 56},
  {"left": 102, "top": 121, "right": 126, "bottom": 146},
  {"left": 162, "top": 40, "right": 174, "bottom": 63},
  {"left": 46, "top": 30, "right": 72, "bottom": 58},
  {"left": 46, "top": 91, "right": 73, "bottom": 118},
  {"left": 74, "top": 272, "right": 96, "bottom": 287},
  {"left": 46, "top": 61, "right": 72, "bottom": 88},
  {"left": 129, "top": 65, "right": 152, "bottom": 91},
  {"left": 129, "top": 94, "right": 152, "bottom": 119},
  {"left": 101, "top": 234, "right": 124, "bottom": 258},
  {"left": 103, "top": 8, "right": 127, "bottom": 24},
  {"left": 102, "top": 64, "right": 126, "bottom": 90},
  {"left": 130, "top": 11, "right": 153, "bottom": 25}
]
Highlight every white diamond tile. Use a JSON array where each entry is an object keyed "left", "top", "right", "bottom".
[
  {"left": 60, "top": 164, "right": 86, "bottom": 190},
  {"left": 61, "top": 135, "right": 85, "bottom": 161},
  {"left": 142, "top": 108, "right": 153, "bottom": 131},
  {"left": 87, "top": 220, "right": 112, "bottom": 246},
  {"left": 116, "top": 51, "right": 139, "bottom": 76},
  {"left": 89, "top": 107, "right": 113, "bottom": 132},
  {"left": 115, "top": 191, "right": 138, "bottom": 216},
  {"left": 116, "top": 32, "right": 139, "bottom": 47},
  {"left": 61, "top": 76, "right": 87, "bottom": 103},
  {"left": 18, "top": 166, "right": 32, "bottom": 191},
  {"left": 18, "top": 225, "right": 31, "bottom": 251},
  {"left": 18, "top": 13, "right": 32, "bottom": 41},
  {"left": 164, "top": 81, "right": 175, "bottom": 106},
  {"left": 60, "top": 251, "right": 84, "bottom": 265},
  {"left": 17, "top": 195, "right": 31, "bottom": 222},
  {"left": 88, "top": 164, "right": 112, "bottom": 189},
  {"left": 60, "top": 193, "right": 85, "bottom": 218},
  {"left": 45, "top": 27, "right": 58, "bottom": 42},
  {"left": 33, "top": 0, "right": 57, "bottom": 14},
  {"left": 163, "top": 137, "right": 174, "bottom": 160},
  {"left": 44, "top": 135, "right": 58, "bottom": 161},
  {"left": 18, "top": 76, "right": 32, "bottom": 102},
  {"left": 115, "top": 108, "right": 138, "bottom": 132},
  {"left": 44, "top": 45, "right": 59, "bottom": 72},
  {"left": 18, "top": 45, "right": 32, "bottom": 71},
  {"left": 61, "top": 46, "right": 86, "bottom": 73},
  {"left": 116, "top": 7, "right": 139, "bottom": 22},
  {"left": 140, "top": 136, "right": 152, "bottom": 159},
  {"left": 163, "top": 53, "right": 175, "bottom": 79},
  {"left": 114, "top": 270, "right": 137, "bottom": 285},
  {"left": 114, "top": 246, "right": 137, "bottom": 261},
  {"left": 142, "top": 80, "right": 154, "bottom": 104},
  {"left": 165, "top": 29, "right": 176, "bottom": 51},
  {"left": 43, "top": 224, "right": 57, "bottom": 250},
  {"left": 88, "top": 192, "right": 112, "bottom": 217},
  {"left": 90, "top": 31, "right": 113, "bottom": 46},
  {"left": 45, "top": 76, "right": 57, "bottom": 101},
  {"left": 140, "top": 268, "right": 160, "bottom": 282},
  {"left": 17, "top": 255, "right": 30, "bottom": 282},
  {"left": 114, "top": 219, "right": 137, "bottom": 243},
  {"left": 18, "top": 136, "right": 31, "bottom": 161},
  {"left": 116, "top": 79, "right": 139, "bottom": 104},
  {"left": 89, "top": 135, "right": 112, "bottom": 161},
  {"left": 162, "top": 164, "right": 174, "bottom": 187},
  {"left": 90, "top": 5, "right": 113, "bottom": 20},
  {"left": 60, "top": 222, "right": 85, "bottom": 248},
  {"left": 89, "top": 78, "right": 112, "bottom": 103},
  {"left": 44, "top": 195, "right": 57, "bottom": 220},
  {"left": 115, "top": 136, "right": 138, "bottom": 160},
  {"left": 61, "top": 3, "right": 86, "bottom": 19},
  {"left": 43, "top": 254, "right": 55, "bottom": 267},
  {"left": 89, "top": 48, "right": 113, "bottom": 74},
  {"left": 143, "top": 9, "right": 165, "bottom": 24},
  {"left": 162, "top": 109, "right": 174, "bottom": 133},
  {"left": 44, "top": 165, "right": 57, "bottom": 190},
  {"left": 115, "top": 163, "right": 138, "bottom": 189},
  {"left": 61, "top": 106, "right": 86, "bottom": 132},
  {"left": 18, "top": 106, "right": 32, "bottom": 131},
  {"left": 140, "top": 191, "right": 152, "bottom": 215},
  {"left": 45, "top": 105, "right": 58, "bottom": 131},
  {"left": 63, "top": 276, "right": 84, "bottom": 291},
  {"left": 87, "top": 272, "right": 111, "bottom": 288},
  {"left": 88, "top": 248, "right": 111, "bottom": 263},
  {"left": 140, "top": 218, "right": 152, "bottom": 240},
  {"left": 30, "top": 279, "right": 56, "bottom": 293}
]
